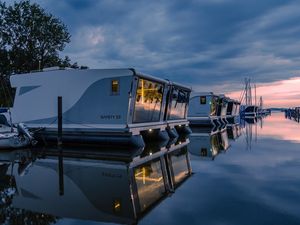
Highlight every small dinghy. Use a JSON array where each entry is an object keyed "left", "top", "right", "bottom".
[
  {"left": 0, "top": 131, "right": 30, "bottom": 149},
  {"left": 0, "top": 111, "right": 36, "bottom": 149}
]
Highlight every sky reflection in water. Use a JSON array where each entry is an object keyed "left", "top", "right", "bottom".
[
  {"left": 1, "top": 112, "right": 300, "bottom": 225},
  {"left": 141, "top": 112, "right": 300, "bottom": 225}
]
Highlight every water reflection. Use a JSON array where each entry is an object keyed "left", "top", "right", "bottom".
[
  {"left": 259, "top": 112, "right": 300, "bottom": 143},
  {"left": 188, "top": 117, "right": 263, "bottom": 159},
  {"left": 143, "top": 113, "right": 300, "bottom": 225},
  {"left": 188, "top": 126, "right": 234, "bottom": 160},
  {"left": 0, "top": 138, "right": 192, "bottom": 225},
  {"left": 227, "top": 124, "right": 242, "bottom": 141}
]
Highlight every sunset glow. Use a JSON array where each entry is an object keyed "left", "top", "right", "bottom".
[
  {"left": 257, "top": 112, "right": 300, "bottom": 143},
  {"left": 227, "top": 77, "right": 300, "bottom": 108}
]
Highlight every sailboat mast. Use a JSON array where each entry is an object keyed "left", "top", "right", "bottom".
[
  {"left": 254, "top": 84, "right": 257, "bottom": 106},
  {"left": 245, "top": 78, "right": 248, "bottom": 106},
  {"left": 249, "top": 79, "right": 252, "bottom": 106}
]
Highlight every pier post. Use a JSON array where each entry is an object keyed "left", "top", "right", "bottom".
[
  {"left": 57, "top": 96, "right": 62, "bottom": 146},
  {"left": 58, "top": 151, "right": 64, "bottom": 196}
]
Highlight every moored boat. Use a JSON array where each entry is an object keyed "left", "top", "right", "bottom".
[
  {"left": 188, "top": 92, "right": 219, "bottom": 127},
  {"left": 0, "top": 110, "right": 36, "bottom": 149},
  {"left": 9, "top": 68, "right": 191, "bottom": 147}
]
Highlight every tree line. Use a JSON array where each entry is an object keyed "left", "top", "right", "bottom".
[{"left": 0, "top": 0, "right": 84, "bottom": 106}]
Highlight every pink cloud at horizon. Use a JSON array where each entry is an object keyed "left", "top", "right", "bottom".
[{"left": 226, "top": 77, "right": 300, "bottom": 108}]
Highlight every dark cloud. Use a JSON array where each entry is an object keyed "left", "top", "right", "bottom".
[{"left": 6, "top": 0, "right": 300, "bottom": 92}]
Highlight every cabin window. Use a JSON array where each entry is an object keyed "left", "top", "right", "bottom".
[
  {"left": 133, "top": 78, "right": 164, "bottom": 123},
  {"left": 200, "top": 96, "right": 206, "bottom": 104},
  {"left": 111, "top": 79, "right": 119, "bottom": 95},
  {"left": 210, "top": 97, "right": 218, "bottom": 116},
  {"left": 167, "top": 88, "right": 189, "bottom": 120}
]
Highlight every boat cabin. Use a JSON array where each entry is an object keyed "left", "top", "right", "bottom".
[
  {"left": 9, "top": 68, "right": 191, "bottom": 146},
  {"left": 188, "top": 92, "right": 219, "bottom": 118},
  {"left": 187, "top": 92, "right": 220, "bottom": 126},
  {"left": 243, "top": 105, "right": 258, "bottom": 117}
]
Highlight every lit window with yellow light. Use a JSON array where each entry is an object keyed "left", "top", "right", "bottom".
[{"left": 111, "top": 79, "right": 119, "bottom": 95}]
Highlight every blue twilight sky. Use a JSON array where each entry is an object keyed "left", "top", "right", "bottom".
[{"left": 5, "top": 0, "right": 300, "bottom": 96}]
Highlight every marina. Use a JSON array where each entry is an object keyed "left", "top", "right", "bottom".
[
  {"left": 0, "top": 64, "right": 298, "bottom": 225},
  {"left": 1, "top": 1, "right": 300, "bottom": 224},
  {"left": 0, "top": 67, "right": 250, "bottom": 149}
]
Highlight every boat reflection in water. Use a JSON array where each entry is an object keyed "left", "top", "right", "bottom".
[
  {"left": 0, "top": 137, "right": 192, "bottom": 224},
  {"left": 188, "top": 125, "right": 242, "bottom": 160},
  {"left": 226, "top": 124, "right": 242, "bottom": 141}
]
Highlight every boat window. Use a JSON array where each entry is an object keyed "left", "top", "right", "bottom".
[
  {"left": 167, "top": 87, "right": 189, "bottom": 120},
  {"left": 200, "top": 96, "right": 206, "bottom": 104},
  {"left": 133, "top": 78, "right": 164, "bottom": 123},
  {"left": 210, "top": 96, "right": 218, "bottom": 116},
  {"left": 111, "top": 79, "right": 119, "bottom": 95}
]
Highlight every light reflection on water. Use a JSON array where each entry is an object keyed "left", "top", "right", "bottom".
[{"left": 1, "top": 112, "right": 300, "bottom": 225}]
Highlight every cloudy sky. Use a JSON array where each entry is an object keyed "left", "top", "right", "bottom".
[{"left": 7, "top": 0, "right": 300, "bottom": 107}]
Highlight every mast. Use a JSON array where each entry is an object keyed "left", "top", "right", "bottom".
[
  {"left": 259, "top": 96, "right": 263, "bottom": 109},
  {"left": 245, "top": 78, "right": 248, "bottom": 106},
  {"left": 249, "top": 81, "right": 252, "bottom": 105},
  {"left": 254, "top": 84, "right": 257, "bottom": 106}
]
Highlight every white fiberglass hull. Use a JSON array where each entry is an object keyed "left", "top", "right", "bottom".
[{"left": 0, "top": 133, "right": 30, "bottom": 149}]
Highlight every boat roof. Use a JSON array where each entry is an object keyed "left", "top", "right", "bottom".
[
  {"left": 10, "top": 68, "right": 169, "bottom": 87},
  {"left": 169, "top": 81, "right": 192, "bottom": 92},
  {"left": 190, "top": 92, "right": 217, "bottom": 98}
]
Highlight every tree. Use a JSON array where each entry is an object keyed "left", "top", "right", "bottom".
[
  {"left": 0, "top": 1, "right": 85, "bottom": 106},
  {"left": 0, "top": 2, "right": 10, "bottom": 76},
  {"left": 0, "top": 0, "right": 71, "bottom": 74}
]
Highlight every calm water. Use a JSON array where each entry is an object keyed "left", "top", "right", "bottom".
[{"left": 1, "top": 112, "right": 300, "bottom": 225}]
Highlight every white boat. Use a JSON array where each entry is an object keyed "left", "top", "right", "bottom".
[
  {"left": 0, "top": 132, "right": 30, "bottom": 149},
  {"left": 188, "top": 92, "right": 220, "bottom": 126},
  {"left": 10, "top": 68, "right": 191, "bottom": 147},
  {"left": 242, "top": 105, "right": 258, "bottom": 117},
  {"left": 0, "top": 111, "right": 36, "bottom": 149}
]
